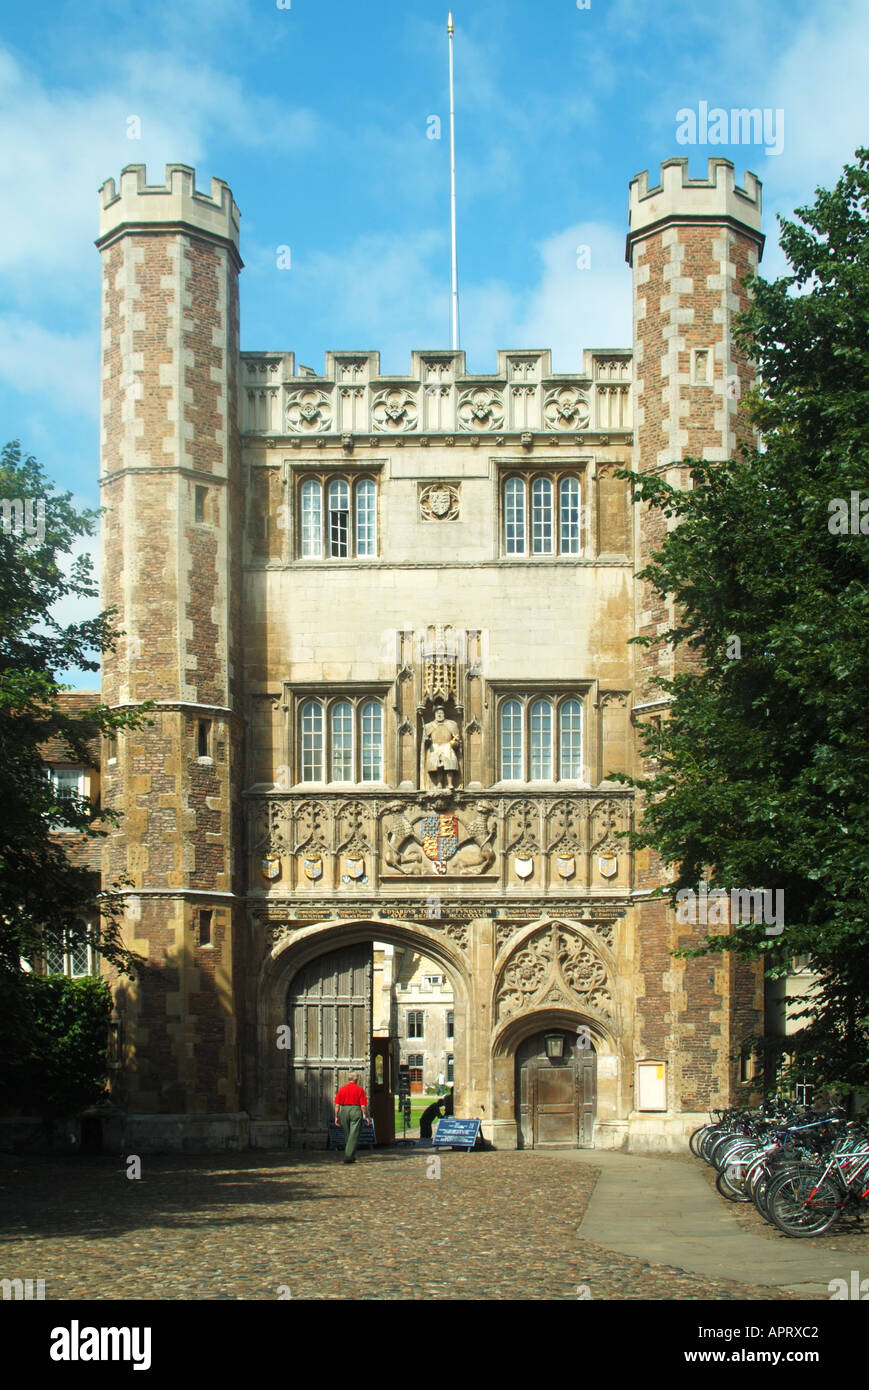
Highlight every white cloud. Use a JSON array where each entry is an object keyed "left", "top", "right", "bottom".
[
  {"left": 0, "top": 44, "right": 318, "bottom": 295},
  {"left": 0, "top": 317, "right": 97, "bottom": 416},
  {"left": 251, "top": 216, "right": 631, "bottom": 375},
  {"left": 510, "top": 222, "right": 632, "bottom": 367},
  {"left": 457, "top": 221, "right": 631, "bottom": 372},
  {"left": 767, "top": 2, "right": 869, "bottom": 187}
]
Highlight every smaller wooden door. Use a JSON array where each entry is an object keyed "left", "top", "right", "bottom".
[{"left": 517, "top": 1030, "right": 596, "bottom": 1148}]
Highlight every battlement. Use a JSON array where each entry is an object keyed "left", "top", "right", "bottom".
[
  {"left": 238, "top": 347, "right": 633, "bottom": 437},
  {"left": 627, "top": 157, "right": 762, "bottom": 256},
  {"left": 96, "top": 164, "right": 241, "bottom": 260}
]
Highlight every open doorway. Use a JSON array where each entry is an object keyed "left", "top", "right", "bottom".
[{"left": 284, "top": 931, "right": 460, "bottom": 1148}]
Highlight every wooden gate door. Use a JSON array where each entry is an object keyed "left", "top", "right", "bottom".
[
  {"left": 517, "top": 1030, "right": 597, "bottom": 1148},
  {"left": 287, "top": 942, "right": 372, "bottom": 1147}
]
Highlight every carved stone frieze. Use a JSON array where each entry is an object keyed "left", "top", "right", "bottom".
[
  {"left": 495, "top": 920, "right": 614, "bottom": 1024},
  {"left": 495, "top": 921, "right": 519, "bottom": 955},
  {"left": 589, "top": 797, "right": 628, "bottom": 855},
  {"left": 246, "top": 790, "right": 633, "bottom": 892},
  {"left": 286, "top": 388, "right": 333, "bottom": 433},
  {"left": 251, "top": 799, "right": 291, "bottom": 855},
  {"left": 457, "top": 387, "right": 504, "bottom": 432},
  {"left": 372, "top": 387, "right": 418, "bottom": 432},
  {"left": 334, "top": 799, "right": 374, "bottom": 856},
  {"left": 267, "top": 920, "right": 298, "bottom": 951},
  {"left": 243, "top": 355, "right": 633, "bottom": 438},
  {"left": 546, "top": 798, "right": 586, "bottom": 855},
  {"left": 505, "top": 799, "right": 541, "bottom": 857},
  {"left": 443, "top": 921, "right": 469, "bottom": 951},
  {"left": 382, "top": 799, "right": 496, "bottom": 877},
  {"left": 293, "top": 799, "right": 330, "bottom": 855},
  {"left": 557, "top": 928, "right": 611, "bottom": 1010},
  {"left": 543, "top": 386, "right": 590, "bottom": 431}
]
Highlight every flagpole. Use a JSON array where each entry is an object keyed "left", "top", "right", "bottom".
[{"left": 448, "top": 12, "right": 459, "bottom": 350}]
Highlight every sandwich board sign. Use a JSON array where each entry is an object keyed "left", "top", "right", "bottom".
[{"left": 432, "top": 1117, "right": 481, "bottom": 1151}]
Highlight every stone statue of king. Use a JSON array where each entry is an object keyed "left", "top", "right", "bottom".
[{"left": 423, "top": 702, "right": 461, "bottom": 790}]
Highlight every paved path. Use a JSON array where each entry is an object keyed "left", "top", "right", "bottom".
[{"left": 534, "top": 1149, "right": 865, "bottom": 1297}]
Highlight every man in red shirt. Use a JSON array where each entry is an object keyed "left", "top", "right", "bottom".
[{"left": 334, "top": 1073, "right": 370, "bottom": 1163}]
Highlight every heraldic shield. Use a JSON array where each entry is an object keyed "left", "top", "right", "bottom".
[{"left": 421, "top": 812, "right": 458, "bottom": 876}]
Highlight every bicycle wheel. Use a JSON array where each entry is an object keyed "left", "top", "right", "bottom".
[
  {"left": 768, "top": 1168, "right": 842, "bottom": 1238},
  {"left": 753, "top": 1159, "right": 799, "bottom": 1221},
  {"left": 689, "top": 1124, "right": 712, "bottom": 1157},
  {"left": 716, "top": 1163, "right": 752, "bottom": 1202},
  {"left": 699, "top": 1125, "right": 728, "bottom": 1164},
  {"left": 711, "top": 1134, "right": 750, "bottom": 1171}
]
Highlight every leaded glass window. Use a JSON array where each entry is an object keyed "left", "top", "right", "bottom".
[
  {"left": 355, "top": 478, "right": 376, "bottom": 556},
  {"left": 328, "top": 479, "right": 350, "bottom": 558},
  {"left": 531, "top": 477, "right": 554, "bottom": 554},
  {"left": 300, "top": 699, "right": 324, "bottom": 781},
  {"left": 300, "top": 478, "right": 322, "bottom": 557},
  {"left": 360, "top": 699, "right": 383, "bottom": 781},
  {"left": 559, "top": 698, "right": 583, "bottom": 778},
  {"left": 330, "top": 700, "right": 353, "bottom": 782},
  {"left": 500, "top": 699, "right": 523, "bottom": 779},
  {"left": 530, "top": 698, "right": 553, "bottom": 780},
  {"left": 559, "top": 476, "right": 581, "bottom": 554},
  {"left": 504, "top": 477, "right": 526, "bottom": 555}
]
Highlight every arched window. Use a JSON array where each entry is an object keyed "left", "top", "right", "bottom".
[
  {"left": 559, "top": 699, "right": 583, "bottom": 779},
  {"left": 559, "top": 476, "right": 581, "bottom": 554},
  {"left": 500, "top": 699, "right": 523, "bottom": 779},
  {"left": 328, "top": 479, "right": 350, "bottom": 557},
  {"left": 502, "top": 472, "right": 585, "bottom": 558},
  {"left": 360, "top": 699, "right": 383, "bottom": 781},
  {"left": 499, "top": 694, "right": 586, "bottom": 782},
  {"left": 299, "top": 697, "right": 383, "bottom": 783},
  {"left": 355, "top": 478, "right": 376, "bottom": 556},
  {"left": 529, "top": 698, "right": 553, "bottom": 779},
  {"left": 299, "top": 476, "right": 378, "bottom": 558},
  {"left": 531, "top": 478, "right": 554, "bottom": 554},
  {"left": 300, "top": 699, "right": 324, "bottom": 781},
  {"left": 330, "top": 700, "right": 353, "bottom": 782},
  {"left": 504, "top": 478, "right": 525, "bottom": 555},
  {"left": 300, "top": 479, "right": 322, "bottom": 558}
]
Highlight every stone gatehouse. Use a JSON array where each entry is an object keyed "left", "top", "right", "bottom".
[{"left": 96, "top": 154, "right": 765, "bottom": 1152}]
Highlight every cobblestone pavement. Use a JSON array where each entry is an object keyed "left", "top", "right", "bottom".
[{"left": 0, "top": 1149, "right": 810, "bottom": 1301}]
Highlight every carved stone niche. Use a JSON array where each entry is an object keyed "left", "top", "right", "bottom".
[{"left": 412, "top": 623, "right": 467, "bottom": 706}]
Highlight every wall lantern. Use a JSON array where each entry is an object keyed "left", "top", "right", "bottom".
[{"left": 544, "top": 1033, "right": 565, "bottom": 1060}]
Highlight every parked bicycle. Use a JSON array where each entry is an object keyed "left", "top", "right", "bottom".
[{"left": 691, "top": 1102, "right": 867, "bottom": 1238}]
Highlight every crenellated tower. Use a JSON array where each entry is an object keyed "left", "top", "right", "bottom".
[
  {"left": 97, "top": 165, "right": 247, "bottom": 1146},
  {"left": 627, "top": 157, "right": 765, "bottom": 1135}
]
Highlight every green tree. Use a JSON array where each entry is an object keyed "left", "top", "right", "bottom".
[
  {"left": 0, "top": 975, "right": 114, "bottom": 1119},
  {"left": 622, "top": 150, "right": 869, "bottom": 1102},
  {"left": 0, "top": 440, "right": 151, "bottom": 1114}
]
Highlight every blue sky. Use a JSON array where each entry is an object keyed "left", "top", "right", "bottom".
[{"left": 1, "top": 0, "right": 867, "bottom": 684}]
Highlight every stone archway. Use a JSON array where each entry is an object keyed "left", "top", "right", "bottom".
[
  {"left": 488, "top": 916, "right": 624, "bottom": 1150},
  {"left": 252, "top": 916, "right": 472, "bottom": 1149}
]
